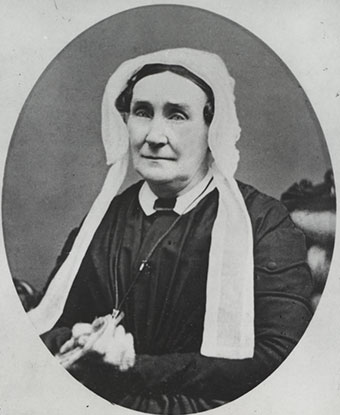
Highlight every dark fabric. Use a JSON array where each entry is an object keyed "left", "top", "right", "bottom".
[
  {"left": 153, "top": 197, "right": 177, "bottom": 211},
  {"left": 41, "top": 181, "right": 313, "bottom": 414}
]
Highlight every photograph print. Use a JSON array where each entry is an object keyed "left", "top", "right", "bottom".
[{"left": 2, "top": 4, "right": 336, "bottom": 414}]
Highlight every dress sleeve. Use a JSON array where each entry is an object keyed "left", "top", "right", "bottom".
[{"left": 66, "top": 198, "right": 314, "bottom": 404}]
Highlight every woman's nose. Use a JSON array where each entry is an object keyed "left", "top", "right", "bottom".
[{"left": 145, "top": 118, "right": 168, "bottom": 147}]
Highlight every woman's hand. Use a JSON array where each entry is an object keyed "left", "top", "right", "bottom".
[
  {"left": 57, "top": 313, "right": 135, "bottom": 372},
  {"left": 91, "top": 320, "right": 135, "bottom": 371}
]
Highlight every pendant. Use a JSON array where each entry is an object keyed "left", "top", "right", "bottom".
[
  {"left": 111, "top": 308, "right": 124, "bottom": 323},
  {"left": 112, "top": 308, "right": 119, "bottom": 318}
]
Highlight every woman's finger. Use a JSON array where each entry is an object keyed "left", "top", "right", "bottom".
[
  {"left": 72, "top": 323, "right": 92, "bottom": 339},
  {"left": 59, "top": 337, "right": 76, "bottom": 354},
  {"left": 119, "top": 333, "right": 135, "bottom": 371},
  {"left": 103, "top": 325, "right": 126, "bottom": 365}
]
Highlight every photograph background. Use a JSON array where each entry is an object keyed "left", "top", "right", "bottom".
[
  {"left": 2, "top": 4, "right": 331, "bottom": 291},
  {"left": 0, "top": 1, "right": 339, "bottom": 415}
]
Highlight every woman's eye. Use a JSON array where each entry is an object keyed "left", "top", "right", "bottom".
[
  {"left": 135, "top": 109, "right": 151, "bottom": 118},
  {"left": 169, "top": 113, "right": 187, "bottom": 121}
]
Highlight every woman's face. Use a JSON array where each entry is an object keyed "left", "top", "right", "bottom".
[{"left": 127, "top": 71, "right": 210, "bottom": 197}]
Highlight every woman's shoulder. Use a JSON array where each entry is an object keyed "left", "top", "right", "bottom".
[
  {"left": 116, "top": 180, "right": 144, "bottom": 202},
  {"left": 106, "top": 180, "right": 144, "bottom": 213},
  {"left": 237, "top": 181, "right": 291, "bottom": 239},
  {"left": 238, "top": 181, "right": 288, "bottom": 214}
]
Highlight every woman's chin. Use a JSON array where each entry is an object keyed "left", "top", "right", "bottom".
[{"left": 136, "top": 166, "right": 177, "bottom": 185}]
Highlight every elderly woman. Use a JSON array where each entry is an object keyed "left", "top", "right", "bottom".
[{"left": 29, "top": 49, "right": 313, "bottom": 414}]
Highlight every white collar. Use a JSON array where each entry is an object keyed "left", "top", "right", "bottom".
[{"left": 138, "top": 171, "right": 215, "bottom": 216}]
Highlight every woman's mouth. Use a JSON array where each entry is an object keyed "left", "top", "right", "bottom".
[{"left": 141, "top": 155, "right": 176, "bottom": 161}]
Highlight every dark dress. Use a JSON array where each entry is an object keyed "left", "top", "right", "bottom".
[{"left": 42, "top": 181, "right": 313, "bottom": 414}]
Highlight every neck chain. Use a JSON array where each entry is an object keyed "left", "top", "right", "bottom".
[{"left": 111, "top": 177, "right": 214, "bottom": 320}]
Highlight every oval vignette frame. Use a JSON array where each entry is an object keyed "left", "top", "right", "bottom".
[{"left": 1, "top": 3, "right": 336, "bottom": 414}]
